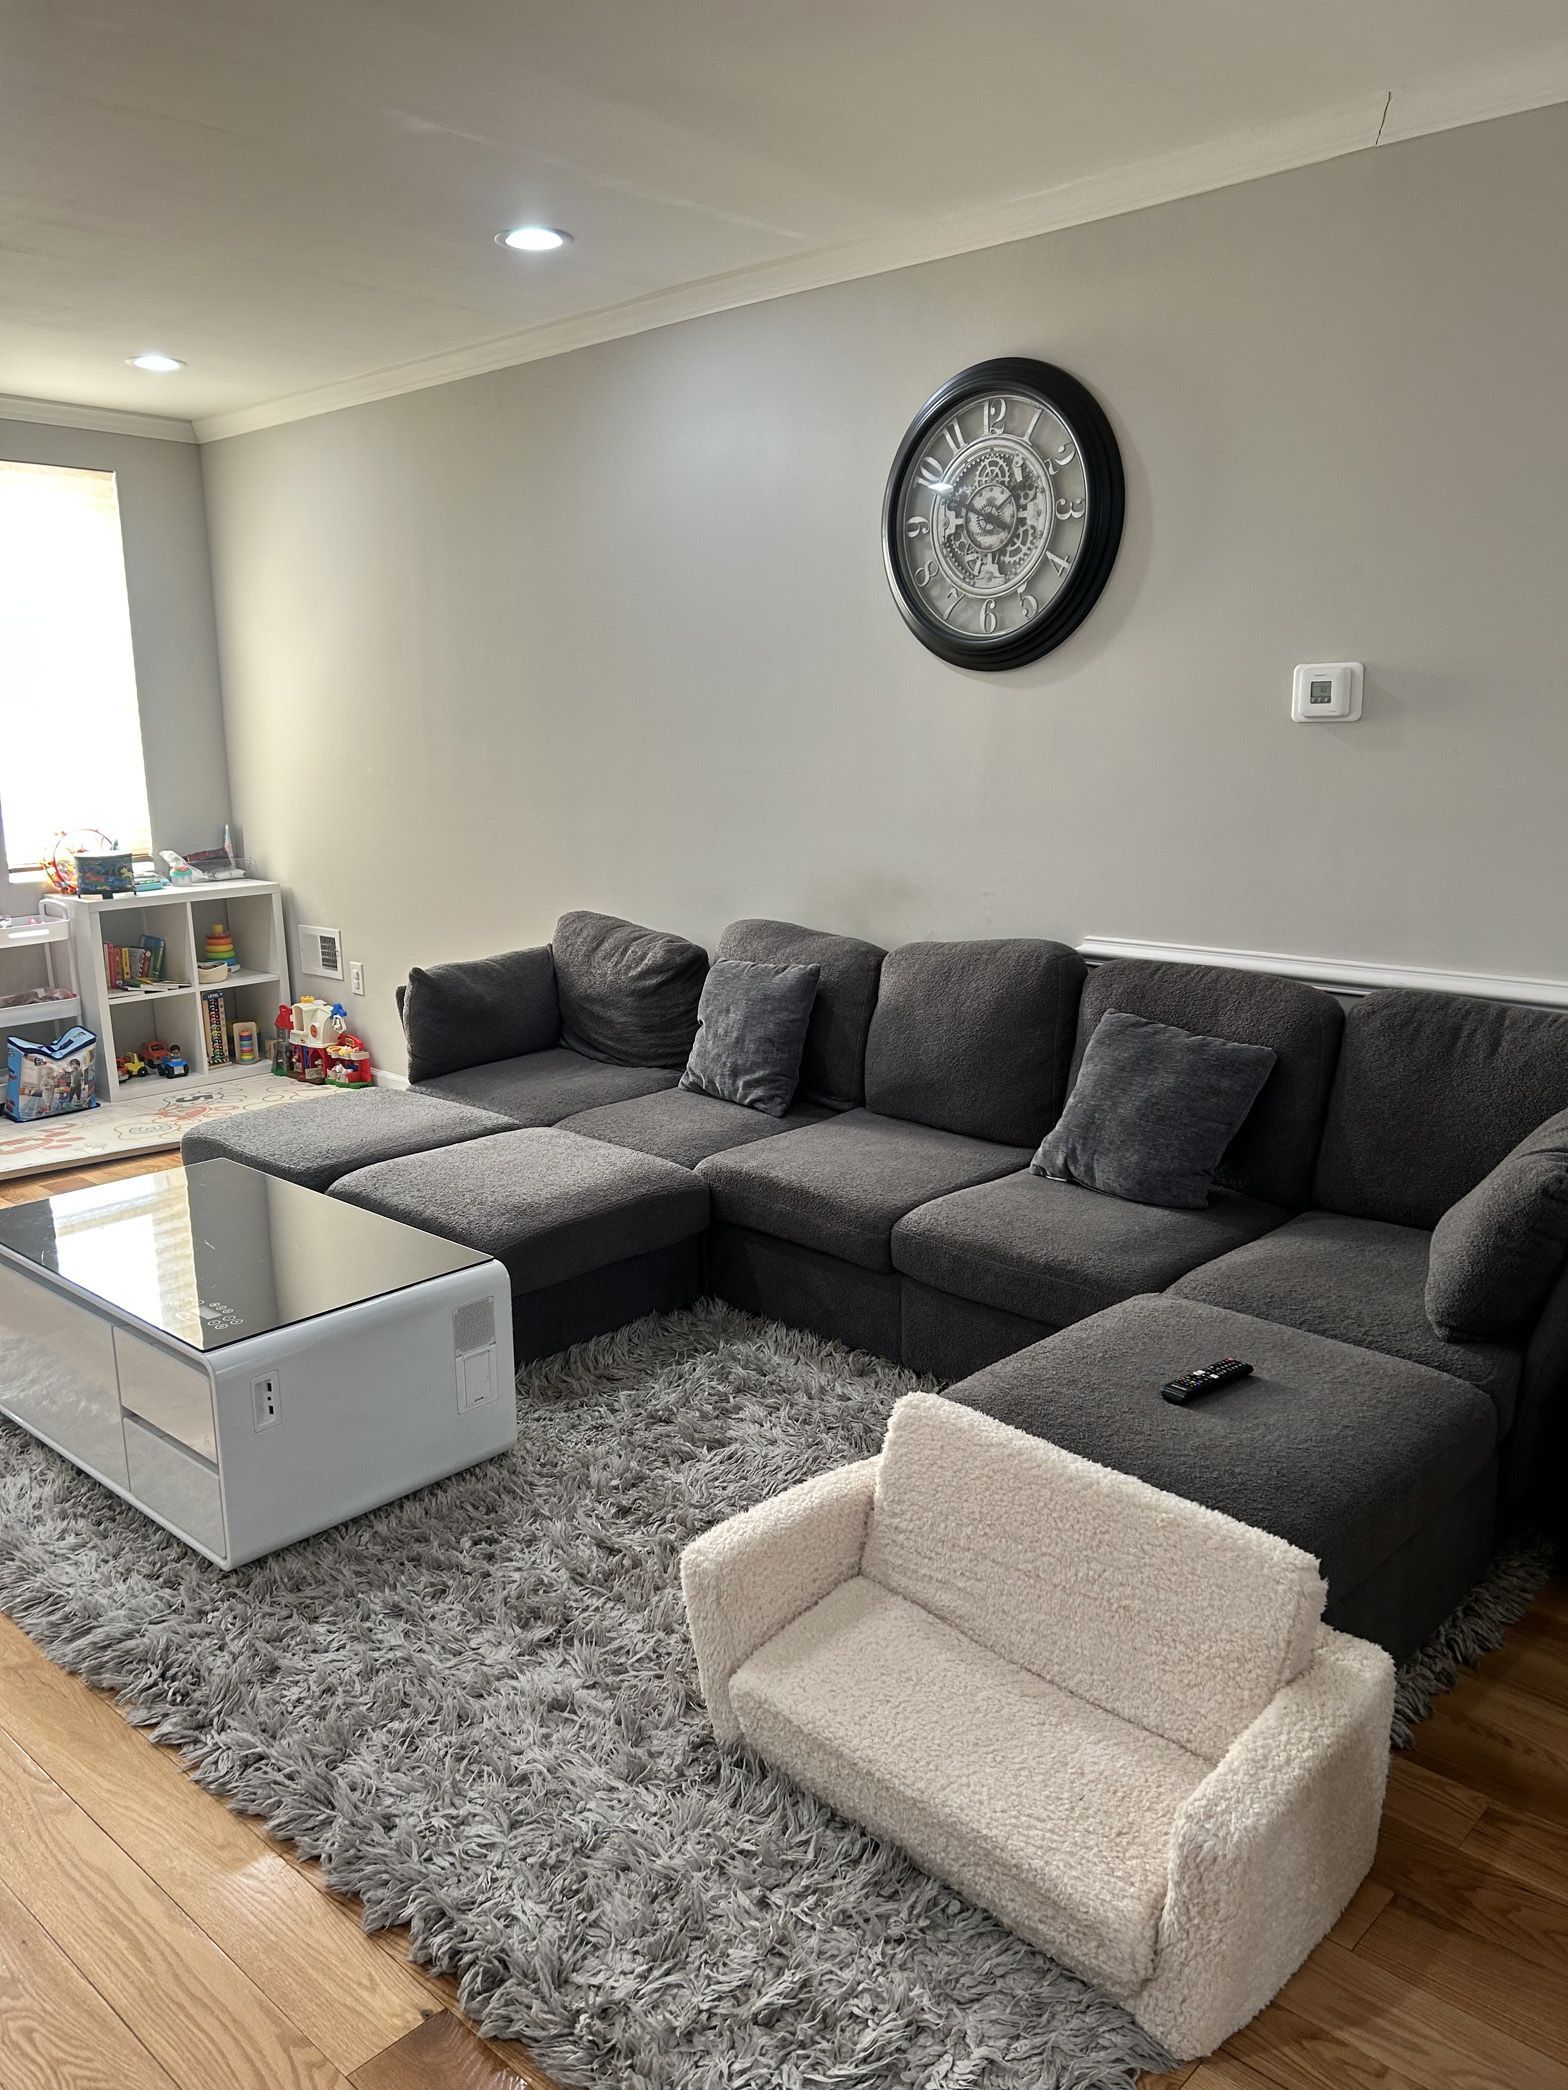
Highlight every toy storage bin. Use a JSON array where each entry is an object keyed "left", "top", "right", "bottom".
[{"left": 5, "top": 1027, "right": 100, "bottom": 1121}]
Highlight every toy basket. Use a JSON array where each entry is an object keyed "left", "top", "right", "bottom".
[{"left": 4, "top": 1026, "right": 100, "bottom": 1122}]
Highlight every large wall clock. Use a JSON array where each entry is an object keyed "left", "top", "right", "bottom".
[{"left": 882, "top": 357, "right": 1124, "bottom": 669}]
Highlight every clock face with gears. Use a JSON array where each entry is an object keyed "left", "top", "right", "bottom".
[{"left": 882, "top": 358, "right": 1124, "bottom": 669}]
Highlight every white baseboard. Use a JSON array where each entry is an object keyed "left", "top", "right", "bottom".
[
  {"left": 1078, "top": 936, "right": 1568, "bottom": 1011},
  {"left": 371, "top": 1067, "right": 409, "bottom": 1090}
]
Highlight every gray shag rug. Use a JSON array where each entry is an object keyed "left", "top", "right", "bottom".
[{"left": 0, "top": 1303, "right": 1549, "bottom": 2090}]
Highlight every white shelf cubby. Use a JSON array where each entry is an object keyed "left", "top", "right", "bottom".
[{"left": 47, "top": 880, "right": 290, "bottom": 1097}]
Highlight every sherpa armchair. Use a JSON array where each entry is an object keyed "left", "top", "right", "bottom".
[{"left": 681, "top": 1392, "right": 1394, "bottom": 2059}]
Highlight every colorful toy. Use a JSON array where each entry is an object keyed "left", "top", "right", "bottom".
[
  {"left": 201, "top": 988, "right": 230, "bottom": 1066},
  {"left": 201, "top": 923, "right": 238, "bottom": 968},
  {"left": 156, "top": 1051, "right": 189, "bottom": 1078},
  {"left": 141, "top": 1039, "right": 176, "bottom": 1067},
  {"left": 43, "top": 829, "right": 117, "bottom": 897},
  {"left": 326, "top": 1033, "right": 374, "bottom": 1087},
  {"left": 272, "top": 1003, "right": 294, "bottom": 1075},
  {"left": 232, "top": 1019, "right": 260, "bottom": 1064},
  {"left": 116, "top": 1050, "right": 149, "bottom": 1080}
]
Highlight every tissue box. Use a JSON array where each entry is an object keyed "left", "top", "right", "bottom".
[{"left": 5, "top": 1026, "right": 100, "bottom": 1121}]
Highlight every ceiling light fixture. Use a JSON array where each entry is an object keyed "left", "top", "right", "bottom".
[
  {"left": 127, "top": 352, "right": 185, "bottom": 372},
  {"left": 496, "top": 225, "right": 571, "bottom": 253}
]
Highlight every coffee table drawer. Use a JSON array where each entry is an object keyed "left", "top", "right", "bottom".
[
  {"left": 0, "top": 1262, "right": 128, "bottom": 1487},
  {"left": 114, "top": 1326, "right": 217, "bottom": 1462},
  {"left": 123, "top": 1415, "right": 226, "bottom": 1559}
]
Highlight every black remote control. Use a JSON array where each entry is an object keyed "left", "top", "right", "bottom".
[{"left": 1160, "top": 1358, "right": 1254, "bottom": 1404}]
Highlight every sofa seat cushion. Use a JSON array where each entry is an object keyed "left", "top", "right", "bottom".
[
  {"left": 893, "top": 1171, "right": 1286, "bottom": 1329},
  {"left": 945, "top": 1296, "right": 1498, "bottom": 1612},
  {"left": 329, "top": 1127, "right": 708, "bottom": 1293},
  {"left": 1170, "top": 1212, "right": 1522, "bottom": 1428},
  {"left": 697, "top": 1110, "right": 1032, "bottom": 1273},
  {"left": 560, "top": 1086, "right": 831, "bottom": 1168},
  {"left": 416, "top": 1047, "right": 677, "bottom": 1126},
  {"left": 731, "top": 1575, "right": 1206, "bottom": 1995},
  {"left": 181, "top": 1088, "right": 513, "bottom": 1193}
]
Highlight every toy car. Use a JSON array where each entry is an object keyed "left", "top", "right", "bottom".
[
  {"left": 116, "top": 1050, "right": 149, "bottom": 1079},
  {"left": 155, "top": 1051, "right": 189, "bottom": 1078},
  {"left": 141, "top": 1039, "right": 174, "bottom": 1067}
]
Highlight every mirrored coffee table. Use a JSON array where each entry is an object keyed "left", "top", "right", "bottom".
[{"left": 0, "top": 1159, "right": 515, "bottom": 1567}]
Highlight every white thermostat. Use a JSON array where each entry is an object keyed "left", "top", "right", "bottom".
[{"left": 1291, "top": 662, "right": 1363, "bottom": 722}]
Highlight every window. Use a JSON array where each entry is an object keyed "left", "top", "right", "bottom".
[{"left": 0, "top": 460, "right": 153, "bottom": 872}]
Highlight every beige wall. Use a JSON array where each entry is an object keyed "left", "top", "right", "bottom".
[
  {"left": 202, "top": 106, "right": 1568, "bottom": 1067},
  {"left": 1, "top": 418, "right": 230, "bottom": 916}
]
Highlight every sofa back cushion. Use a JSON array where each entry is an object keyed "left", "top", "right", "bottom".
[
  {"left": 401, "top": 946, "right": 559, "bottom": 1082},
  {"left": 1314, "top": 989, "right": 1568, "bottom": 1228},
  {"left": 716, "top": 919, "right": 886, "bottom": 1110},
  {"left": 864, "top": 938, "right": 1084, "bottom": 1147},
  {"left": 861, "top": 1392, "right": 1325, "bottom": 1762},
  {"left": 1071, "top": 960, "right": 1343, "bottom": 1209},
  {"left": 553, "top": 911, "right": 708, "bottom": 1071}
]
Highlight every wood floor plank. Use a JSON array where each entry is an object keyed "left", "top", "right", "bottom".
[
  {"left": 1223, "top": 1999, "right": 1426, "bottom": 2090},
  {"left": 1357, "top": 1897, "right": 1568, "bottom": 2069},
  {"left": 1140, "top": 2067, "right": 1200, "bottom": 2088},
  {"left": 1463, "top": 1799, "right": 1568, "bottom": 1904},
  {"left": 1382, "top": 1755, "right": 1488, "bottom": 1845},
  {"left": 351, "top": 2013, "right": 534, "bottom": 2089},
  {"left": 1181, "top": 2061, "right": 1273, "bottom": 2090},
  {"left": 0, "top": 1728, "right": 351, "bottom": 2090},
  {"left": 0, "top": 1615, "right": 432, "bottom": 2072},
  {"left": 1277, "top": 1937, "right": 1568, "bottom": 2090},
  {"left": 0, "top": 1875, "right": 178, "bottom": 2090},
  {"left": 1326, "top": 1879, "right": 1392, "bottom": 1950},
  {"left": 1406, "top": 1677, "right": 1568, "bottom": 1828},
  {"left": 1371, "top": 1814, "right": 1568, "bottom": 1977},
  {"left": 1476, "top": 1611, "right": 1568, "bottom": 1714}
]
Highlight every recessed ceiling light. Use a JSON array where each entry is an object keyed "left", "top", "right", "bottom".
[
  {"left": 127, "top": 352, "right": 185, "bottom": 372},
  {"left": 496, "top": 225, "right": 571, "bottom": 253}
]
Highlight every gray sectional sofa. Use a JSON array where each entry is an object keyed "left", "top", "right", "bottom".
[{"left": 187, "top": 909, "right": 1568, "bottom": 1662}]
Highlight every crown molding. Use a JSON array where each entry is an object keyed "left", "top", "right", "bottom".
[
  {"left": 167, "top": 59, "right": 1555, "bottom": 444},
  {"left": 1379, "top": 40, "right": 1568, "bottom": 145},
  {"left": 1080, "top": 936, "right": 1568, "bottom": 1011},
  {"left": 0, "top": 393, "right": 196, "bottom": 444},
  {"left": 194, "top": 93, "right": 1390, "bottom": 443}
]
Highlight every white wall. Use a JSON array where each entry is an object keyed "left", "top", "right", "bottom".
[
  {"left": 201, "top": 106, "right": 1568, "bottom": 1065},
  {"left": 0, "top": 418, "right": 231, "bottom": 917}
]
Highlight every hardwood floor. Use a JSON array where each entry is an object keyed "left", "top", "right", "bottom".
[{"left": 2, "top": 1155, "right": 1565, "bottom": 2089}]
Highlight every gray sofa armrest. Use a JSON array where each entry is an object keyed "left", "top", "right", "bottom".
[
  {"left": 681, "top": 1457, "right": 879, "bottom": 1741},
  {"left": 401, "top": 945, "right": 560, "bottom": 1082}
]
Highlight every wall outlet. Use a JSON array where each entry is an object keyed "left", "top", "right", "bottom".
[
  {"left": 349, "top": 959, "right": 365, "bottom": 996},
  {"left": 252, "top": 1373, "right": 281, "bottom": 1430}
]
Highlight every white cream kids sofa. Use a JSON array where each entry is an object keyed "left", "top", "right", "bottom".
[{"left": 681, "top": 1391, "right": 1395, "bottom": 2059}]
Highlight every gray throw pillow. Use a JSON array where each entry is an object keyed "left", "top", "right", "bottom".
[
  {"left": 1033, "top": 1011, "right": 1277, "bottom": 1210},
  {"left": 402, "top": 946, "right": 559, "bottom": 1082},
  {"left": 680, "top": 959, "right": 820, "bottom": 1117},
  {"left": 1426, "top": 1107, "right": 1568, "bottom": 1341},
  {"left": 553, "top": 911, "right": 708, "bottom": 1070}
]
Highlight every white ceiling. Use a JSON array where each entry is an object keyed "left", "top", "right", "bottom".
[{"left": 3, "top": 0, "right": 1566, "bottom": 438}]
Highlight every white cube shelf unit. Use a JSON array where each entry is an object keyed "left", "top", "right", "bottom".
[{"left": 47, "top": 881, "right": 292, "bottom": 1100}]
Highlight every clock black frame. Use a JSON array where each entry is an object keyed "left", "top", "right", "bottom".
[{"left": 882, "top": 356, "right": 1124, "bottom": 670}]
